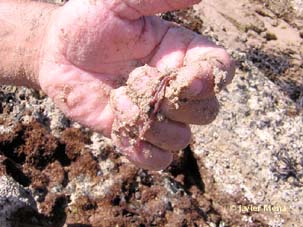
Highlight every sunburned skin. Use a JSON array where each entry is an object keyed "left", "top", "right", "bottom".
[
  {"left": 28, "top": 0, "right": 236, "bottom": 170},
  {"left": 1, "top": 0, "right": 235, "bottom": 170}
]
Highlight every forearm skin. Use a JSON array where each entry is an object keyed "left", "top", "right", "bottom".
[{"left": 0, "top": 0, "right": 57, "bottom": 89}]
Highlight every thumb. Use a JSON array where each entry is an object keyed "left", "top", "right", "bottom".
[{"left": 103, "top": 0, "right": 202, "bottom": 20}]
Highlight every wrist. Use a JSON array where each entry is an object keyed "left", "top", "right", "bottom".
[
  {"left": 22, "top": 2, "right": 58, "bottom": 90},
  {"left": 0, "top": 1, "right": 58, "bottom": 89}
]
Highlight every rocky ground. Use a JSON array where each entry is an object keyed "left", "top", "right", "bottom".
[{"left": 0, "top": 0, "right": 302, "bottom": 227}]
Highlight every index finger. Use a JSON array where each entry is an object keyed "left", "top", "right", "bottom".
[{"left": 104, "top": 0, "right": 202, "bottom": 20}]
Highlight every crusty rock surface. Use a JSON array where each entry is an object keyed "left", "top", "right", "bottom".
[
  {"left": 191, "top": 0, "right": 303, "bottom": 226},
  {"left": 0, "top": 175, "right": 36, "bottom": 227},
  {"left": 0, "top": 0, "right": 302, "bottom": 226},
  {"left": 191, "top": 55, "right": 303, "bottom": 226}
]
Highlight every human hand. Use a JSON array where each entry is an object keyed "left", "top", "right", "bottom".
[{"left": 39, "top": 0, "right": 235, "bottom": 170}]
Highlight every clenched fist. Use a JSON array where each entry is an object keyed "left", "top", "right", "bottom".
[{"left": 0, "top": 0, "right": 235, "bottom": 170}]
